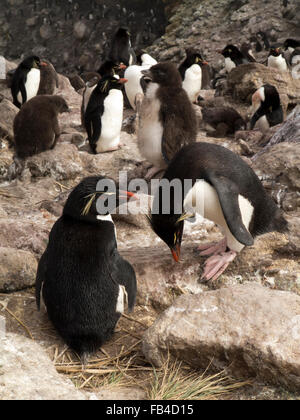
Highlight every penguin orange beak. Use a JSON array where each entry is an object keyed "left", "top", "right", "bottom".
[
  {"left": 119, "top": 63, "right": 127, "bottom": 70},
  {"left": 119, "top": 190, "right": 137, "bottom": 201},
  {"left": 40, "top": 62, "right": 48, "bottom": 67},
  {"left": 119, "top": 78, "right": 128, "bottom": 84},
  {"left": 170, "top": 244, "right": 181, "bottom": 263},
  {"left": 202, "top": 61, "right": 209, "bottom": 65}
]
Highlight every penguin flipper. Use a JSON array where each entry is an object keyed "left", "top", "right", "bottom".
[
  {"left": 208, "top": 174, "right": 254, "bottom": 246},
  {"left": 250, "top": 106, "right": 265, "bottom": 130}
]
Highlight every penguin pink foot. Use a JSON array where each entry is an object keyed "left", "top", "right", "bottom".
[
  {"left": 201, "top": 250, "right": 237, "bottom": 282},
  {"left": 198, "top": 238, "right": 227, "bottom": 256},
  {"left": 145, "top": 166, "right": 164, "bottom": 180}
]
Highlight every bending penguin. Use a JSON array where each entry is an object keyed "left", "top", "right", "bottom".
[
  {"left": 36, "top": 176, "right": 137, "bottom": 361},
  {"left": 178, "top": 48, "right": 209, "bottom": 103},
  {"left": 138, "top": 62, "right": 198, "bottom": 179},
  {"left": 84, "top": 74, "right": 128, "bottom": 153},
  {"left": 11, "top": 55, "right": 48, "bottom": 108},
  {"left": 250, "top": 84, "right": 284, "bottom": 132},
  {"left": 149, "top": 142, "right": 288, "bottom": 282}
]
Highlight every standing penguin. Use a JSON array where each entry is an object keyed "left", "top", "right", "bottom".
[
  {"left": 84, "top": 74, "right": 127, "bottom": 153},
  {"left": 267, "top": 47, "right": 288, "bottom": 72},
  {"left": 11, "top": 56, "right": 48, "bottom": 108},
  {"left": 37, "top": 59, "right": 59, "bottom": 95},
  {"left": 124, "top": 53, "right": 158, "bottom": 110},
  {"left": 250, "top": 84, "right": 284, "bottom": 132},
  {"left": 138, "top": 62, "right": 198, "bottom": 179},
  {"left": 178, "top": 49, "right": 209, "bottom": 103},
  {"left": 36, "top": 176, "right": 137, "bottom": 360},
  {"left": 149, "top": 142, "right": 288, "bottom": 282},
  {"left": 108, "top": 27, "right": 136, "bottom": 67},
  {"left": 218, "top": 45, "right": 250, "bottom": 73}
]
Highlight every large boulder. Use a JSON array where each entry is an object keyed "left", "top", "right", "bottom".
[
  {"left": 0, "top": 98, "right": 18, "bottom": 142},
  {"left": 142, "top": 283, "right": 300, "bottom": 391},
  {"left": 225, "top": 63, "right": 300, "bottom": 111}
]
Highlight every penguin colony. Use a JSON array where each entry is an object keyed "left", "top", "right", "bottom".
[{"left": 4, "top": 22, "right": 296, "bottom": 360}]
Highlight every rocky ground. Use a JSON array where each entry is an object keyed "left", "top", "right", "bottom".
[{"left": 0, "top": 37, "right": 300, "bottom": 399}]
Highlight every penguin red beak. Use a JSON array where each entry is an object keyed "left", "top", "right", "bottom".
[
  {"left": 170, "top": 243, "right": 181, "bottom": 263},
  {"left": 118, "top": 78, "right": 128, "bottom": 84},
  {"left": 119, "top": 190, "right": 137, "bottom": 201},
  {"left": 40, "top": 62, "right": 48, "bottom": 67},
  {"left": 202, "top": 61, "right": 209, "bottom": 65},
  {"left": 118, "top": 63, "right": 127, "bottom": 70}
]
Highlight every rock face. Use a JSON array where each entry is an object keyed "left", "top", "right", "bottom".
[
  {"left": 0, "top": 332, "right": 90, "bottom": 400},
  {"left": 142, "top": 283, "right": 300, "bottom": 391},
  {"left": 0, "top": 0, "right": 167, "bottom": 75}
]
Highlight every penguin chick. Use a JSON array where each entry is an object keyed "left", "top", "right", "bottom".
[
  {"left": 84, "top": 74, "right": 127, "bottom": 154},
  {"left": 202, "top": 107, "right": 246, "bottom": 137},
  {"left": 13, "top": 95, "right": 70, "bottom": 159},
  {"left": 218, "top": 45, "right": 250, "bottom": 73},
  {"left": 178, "top": 48, "right": 209, "bottom": 103},
  {"left": 124, "top": 54, "right": 158, "bottom": 110},
  {"left": 250, "top": 84, "right": 284, "bottom": 132},
  {"left": 268, "top": 47, "right": 288, "bottom": 72},
  {"left": 149, "top": 142, "right": 288, "bottom": 282},
  {"left": 138, "top": 62, "right": 198, "bottom": 179},
  {"left": 11, "top": 56, "right": 48, "bottom": 108},
  {"left": 108, "top": 27, "right": 136, "bottom": 67},
  {"left": 36, "top": 176, "right": 137, "bottom": 360},
  {"left": 37, "top": 59, "right": 59, "bottom": 95}
]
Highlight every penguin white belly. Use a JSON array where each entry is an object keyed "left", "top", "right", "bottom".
[
  {"left": 225, "top": 57, "right": 236, "bottom": 73},
  {"left": 96, "top": 90, "right": 123, "bottom": 153},
  {"left": 183, "top": 179, "right": 254, "bottom": 253},
  {"left": 268, "top": 55, "right": 288, "bottom": 72},
  {"left": 182, "top": 64, "right": 202, "bottom": 103},
  {"left": 141, "top": 54, "right": 157, "bottom": 66},
  {"left": 138, "top": 83, "right": 165, "bottom": 168},
  {"left": 255, "top": 115, "right": 270, "bottom": 133},
  {"left": 116, "top": 285, "right": 128, "bottom": 314},
  {"left": 125, "top": 65, "right": 149, "bottom": 110},
  {"left": 17, "top": 68, "right": 40, "bottom": 103}
]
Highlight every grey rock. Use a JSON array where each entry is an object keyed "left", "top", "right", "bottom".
[{"left": 142, "top": 283, "right": 300, "bottom": 391}]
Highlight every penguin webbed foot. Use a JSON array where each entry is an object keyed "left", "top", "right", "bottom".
[
  {"left": 198, "top": 238, "right": 227, "bottom": 256},
  {"left": 201, "top": 250, "right": 237, "bottom": 283}
]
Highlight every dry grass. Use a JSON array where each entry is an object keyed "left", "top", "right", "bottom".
[{"left": 147, "top": 356, "right": 251, "bottom": 400}]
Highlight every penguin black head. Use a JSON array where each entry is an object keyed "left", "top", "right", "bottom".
[
  {"left": 150, "top": 212, "right": 184, "bottom": 263},
  {"left": 283, "top": 39, "right": 300, "bottom": 51},
  {"left": 184, "top": 48, "right": 207, "bottom": 67},
  {"left": 94, "top": 74, "right": 128, "bottom": 94},
  {"left": 63, "top": 176, "right": 135, "bottom": 223},
  {"left": 49, "top": 95, "right": 70, "bottom": 113},
  {"left": 21, "top": 56, "right": 47, "bottom": 70},
  {"left": 141, "top": 62, "right": 182, "bottom": 88},
  {"left": 97, "top": 60, "right": 127, "bottom": 77},
  {"left": 269, "top": 46, "right": 282, "bottom": 57},
  {"left": 114, "top": 27, "right": 131, "bottom": 40},
  {"left": 219, "top": 45, "right": 243, "bottom": 60}
]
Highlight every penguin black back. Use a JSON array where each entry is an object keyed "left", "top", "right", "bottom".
[
  {"left": 250, "top": 84, "right": 284, "bottom": 130},
  {"left": 36, "top": 176, "right": 137, "bottom": 359},
  {"left": 150, "top": 142, "right": 287, "bottom": 252},
  {"left": 108, "top": 27, "right": 136, "bottom": 67},
  {"left": 178, "top": 48, "right": 204, "bottom": 79}
]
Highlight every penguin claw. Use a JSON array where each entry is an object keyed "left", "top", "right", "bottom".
[
  {"left": 198, "top": 238, "right": 227, "bottom": 256},
  {"left": 201, "top": 250, "right": 237, "bottom": 282}
]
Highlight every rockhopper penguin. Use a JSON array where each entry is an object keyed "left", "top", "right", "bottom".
[
  {"left": 268, "top": 47, "right": 288, "bottom": 72},
  {"left": 149, "top": 142, "right": 288, "bottom": 282},
  {"left": 84, "top": 74, "right": 127, "bottom": 153},
  {"left": 218, "top": 45, "right": 251, "bottom": 73},
  {"left": 178, "top": 48, "right": 209, "bottom": 103},
  {"left": 250, "top": 84, "right": 284, "bottom": 132},
  {"left": 138, "top": 62, "right": 198, "bottom": 179},
  {"left": 11, "top": 55, "right": 48, "bottom": 108},
  {"left": 36, "top": 176, "right": 137, "bottom": 360}
]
